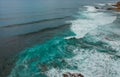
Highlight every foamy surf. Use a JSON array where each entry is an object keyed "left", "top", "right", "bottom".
[
  {"left": 58, "top": 5, "right": 120, "bottom": 77},
  {"left": 8, "top": 4, "right": 120, "bottom": 77},
  {"left": 46, "top": 48, "right": 120, "bottom": 77},
  {"left": 84, "top": 6, "right": 98, "bottom": 12},
  {"left": 70, "top": 6, "right": 117, "bottom": 39}
]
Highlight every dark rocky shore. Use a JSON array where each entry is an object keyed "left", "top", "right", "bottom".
[
  {"left": 108, "top": 1, "right": 120, "bottom": 12},
  {"left": 63, "top": 73, "right": 84, "bottom": 77},
  {"left": 0, "top": 1, "right": 120, "bottom": 77}
]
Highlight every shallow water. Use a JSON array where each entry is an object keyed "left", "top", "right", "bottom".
[
  {"left": 9, "top": 5, "right": 120, "bottom": 77},
  {"left": 0, "top": 0, "right": 120, "bottom": 77}
]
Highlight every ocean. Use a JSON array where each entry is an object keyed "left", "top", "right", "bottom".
[{"left": 0, "top": 0, "right": 120, "bottom": 77}]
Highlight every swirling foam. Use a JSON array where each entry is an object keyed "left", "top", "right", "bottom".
[
  {"left": 9, "top": 5, "right": 119, "bottom": 77},
  {"left": 46, "top": 45, "right": 120, "bottom": 77},
  {"left": 46, "top": 6, "right": 120, "bottom": 77},
  {"left": 70, "top": 6, "right": 117, "bottom": 39}
]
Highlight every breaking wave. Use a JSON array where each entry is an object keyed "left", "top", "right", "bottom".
[
  {"left": 69, "top": 6, "right": 117, "bottom": 39},
  {"left": 8, "top": 5, "right": 120, "bottom": 77}
]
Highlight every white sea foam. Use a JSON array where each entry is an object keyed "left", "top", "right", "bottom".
[
  {"left": 46, "top": 48, "right": 120, "bottom": 77},
  {"left": 45, "top": 68, "right": 79, "bottom": 77},
  {"left": 98, "top": 3, "right": 105, "bottom": 6},
  {"left": 84, "top": 6, "right": 98, "bottom": 12},
  {"left": 69, "top": 6, "right": 117, "bottom": 39},
  {"left": 46, "top": 6, "right": 119, "bottom": 77},
  {"left": 105, "top": 40, "right": 120, "bottom": 55},
  {"left": 64, "top": 36, "right": 75, "bottom": 39}
]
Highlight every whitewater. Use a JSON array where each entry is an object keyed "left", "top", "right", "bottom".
[{"left": 8, "top": 4, "right": 120, "bottom": 77}]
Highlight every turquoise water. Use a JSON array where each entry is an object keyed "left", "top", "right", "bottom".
[
  {"left": 0, "top": 0, "right": 120, "bottom": 77},
  {"left": 9, "top": 4, "right": 120, "bottom": 77}
]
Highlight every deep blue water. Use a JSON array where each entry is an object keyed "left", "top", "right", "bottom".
[
  {"left": 0, "top": 0, "right": 120, "bottom": 77},
  {"left": 0, "top": 0, "right": 118, "bottom": 38}
]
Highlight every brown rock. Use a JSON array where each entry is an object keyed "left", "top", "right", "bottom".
[
  {"left": 78, "top": 73, "right": 84, "bottom": 77},
  {"left": 107, "top": 1, "right": 120, "bottom": 12},
  {"left": 111, "top": 8, "right": 120, "bottom": 12},
  {"left": 113, "top": 1, "right": 120, "bottom": 8},
  {"left": 63, "top": 74, "right": 69, "bottom": 77}
]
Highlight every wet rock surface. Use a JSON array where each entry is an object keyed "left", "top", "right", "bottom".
[
  {"left": 108, "top": 1, "right": 120, "bottom": 12},
  {"left": 63, "top": 72, "right": 84, "bottom": 77}
]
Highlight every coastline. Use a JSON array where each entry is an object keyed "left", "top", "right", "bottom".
[
  {"left": 108, "top": 1, "right": 120, "bottom": 12},
  {"left": 0, "top": 0, "right": 120, "bottom": 77}
]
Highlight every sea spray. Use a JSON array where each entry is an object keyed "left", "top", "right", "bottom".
[
  {"left": 70, "top": 6, "right": 117, "bottom": 39},
  {"left": 8, "top": 5, "right": 120, "bottom": 77}
]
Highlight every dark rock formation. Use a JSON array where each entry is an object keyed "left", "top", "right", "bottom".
[
  {"left": 108, "top": 1, "right": 120, "bottom": 12},
  {"left": 63, "top": 72, "right": 84, "bottom": 77},
  {"left": 112, "top": 2, "right": 120, "bottom": 8},
  {"left": 40, "top": 65, "right": 48, "bottom": 72}
]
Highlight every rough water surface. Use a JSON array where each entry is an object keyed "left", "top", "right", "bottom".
[{"left": 8, "top": 4, "right": 120, "bottom": 77}]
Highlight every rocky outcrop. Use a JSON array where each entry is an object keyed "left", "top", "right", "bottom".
[
  {"left": 108, "top": 1, "right": 120, "bottom": 12},
  {"left": 112, "top": 2, "right": 120, "bottom": 8},
  {"left": 63, "top": 72, "right": 84, "bottom": 77}
]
